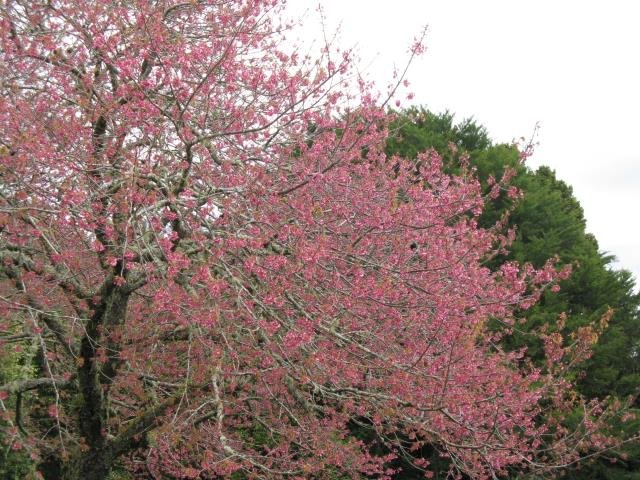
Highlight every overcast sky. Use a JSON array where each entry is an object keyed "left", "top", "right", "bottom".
[{"left": 286, "top": 1, "right": 640, "bottom": 287}]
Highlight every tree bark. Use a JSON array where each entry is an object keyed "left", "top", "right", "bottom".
[{"left": 61, "top": 448, "right": 113, "bottom": 480}]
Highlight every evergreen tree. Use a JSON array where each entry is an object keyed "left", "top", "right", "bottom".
[{"left": 386, "top": 107, "right": 640, "bottom": 479}]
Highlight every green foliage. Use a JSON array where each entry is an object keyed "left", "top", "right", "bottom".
[
  {"left": 1, "top": 322, "right": 64, "bottom": 479},
  {"left": 560, "top": 407, "right": 640, "bottom": 479},
  {"left": 502, "top": 166, "right": 640, "bottom": 403},
  {"left": 106, "top": 467, "right": 134, "bottom": 480},
  {"left": 237, "top": 422, "right": 279, "bottom": 450},
  {"left": 0, "top": 446, "right": 38, "bottom": 480},
  {"left": 386, "top": 108, "right": 490, "bottom": 162},
  {"left": 0, "top": 344, "right": 39, "bottom": 480},
  {"left": 386, "top": 106, "right": 640, "bottom": 478}
]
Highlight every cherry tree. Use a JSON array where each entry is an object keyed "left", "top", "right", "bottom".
[{"left": 0, "top": 1, "right": 623, "bottom": 479}]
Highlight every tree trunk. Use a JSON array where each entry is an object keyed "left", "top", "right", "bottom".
[{"left": 61, "top": 448, "right": 113, "bottom": 480}]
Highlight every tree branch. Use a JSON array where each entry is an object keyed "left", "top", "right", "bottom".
[
  {"left": 0, "top": 376, "right": 71, "bottom": 395},
  {"left": 108, "top": 393, "right": 182, "bottom": 459}
]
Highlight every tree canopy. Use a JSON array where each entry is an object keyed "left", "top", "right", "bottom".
[{"left": 1, "top": 2, "right": 637, "bottom": 479}]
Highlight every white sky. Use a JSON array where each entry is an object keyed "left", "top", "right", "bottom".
[{"left": 285, "top": 1, "right": 640, "bottom": 287}]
